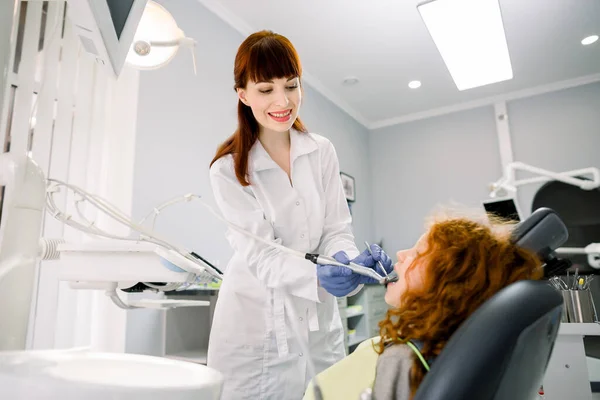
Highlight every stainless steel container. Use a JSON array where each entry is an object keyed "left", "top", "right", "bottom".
[
  {"left": 560, "top": 291, "right": 570, "bottom": 322},
  {"left": 563, "top": 289, "right": 597, "bottom": 323}
]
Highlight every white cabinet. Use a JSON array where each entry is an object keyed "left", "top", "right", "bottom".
[
  {"left": 337, "top": 297, "right": 349, "bottom": 350},
  {"left": 339, "top": 285, "right": 390, "bottom": 354}
]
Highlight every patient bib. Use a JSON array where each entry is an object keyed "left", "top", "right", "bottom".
[{"left": 302, "top": 338, "right": 380, "bottom": 400}]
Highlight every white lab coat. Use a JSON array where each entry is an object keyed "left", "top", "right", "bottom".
[{"left": 207, "top": 130, "right": 359, "bottom": 400}]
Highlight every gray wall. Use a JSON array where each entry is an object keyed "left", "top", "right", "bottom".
[
  {"left": 369, "top": 107, "right": 502, "bottom": 253},
  {"left": 132, "top": 0, "right": 373, "bottom": 271},
  {"left": 369, "top": 82, "right": 600, "bottom": 255},
  {"left": 300, "top": 86, "right": 374, "bottom": 249},
  {"left": 509, "top": 82, "right": 600, "bottom": 214}
]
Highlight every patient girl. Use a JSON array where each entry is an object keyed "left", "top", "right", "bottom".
[
  {"left": 303, "top": 213, "right": 543, "bottom": 400},
  {"left": 372, "top": 214, "right": 543, "bottom": 399}
]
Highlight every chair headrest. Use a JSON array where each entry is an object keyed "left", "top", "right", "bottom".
[{"left": 511, "top": 207, "right": 571, "bottom": 276}]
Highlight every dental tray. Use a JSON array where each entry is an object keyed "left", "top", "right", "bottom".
[
  {"left": 57, "top": 240, "right": 200, "bottom": 284},
  {"left": 127, "top": 298, "right": 211, "bottom": 309}
]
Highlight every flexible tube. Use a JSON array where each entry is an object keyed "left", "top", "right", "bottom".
[
  {"left": 192, "top": 196, "right": 384, "bottom": 282},
  {"left": 195, "top": 196, "right": 307, "bottom": 259}
]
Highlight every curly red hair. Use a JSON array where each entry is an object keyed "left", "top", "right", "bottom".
[{"left": 377, "top": 214, "right": 543, "bottom": 397}]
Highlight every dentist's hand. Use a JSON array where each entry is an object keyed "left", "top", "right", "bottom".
[
  {"left": 317, "top": 251, "right": 360, "bottom": 297},
  {"left": 351, "top": 244, "right": 393, "bottom": 284}
]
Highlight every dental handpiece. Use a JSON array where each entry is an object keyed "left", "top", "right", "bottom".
[
  {"left": 305, "top": 253, "right": 386, "bottom": 284},
  {"left": 383, "top": 270, "right": 399, "bottom": 286}
]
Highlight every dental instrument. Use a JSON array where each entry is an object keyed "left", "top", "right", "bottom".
[
  {"left": 365, "top": 241, "right": 388, "bottom": 277},
  {"left": 304, "top": 253, "right": 385, "bottom": 283}
]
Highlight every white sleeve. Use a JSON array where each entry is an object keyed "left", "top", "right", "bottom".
[
  {"left": 210, "top": 159, "right": 320, "bottom": 302},
  {"left": 318, "top": 140, "right": 360, "bottom": 259}
]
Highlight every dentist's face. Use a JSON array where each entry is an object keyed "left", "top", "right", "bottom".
[
  {"left": 237, "top": 76, "right": 301, "bottom": 134},
  {"left": 385, "top": 233, "right": 428, "bottom": 308}
]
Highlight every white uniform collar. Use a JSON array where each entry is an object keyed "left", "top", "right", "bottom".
[{"left": 249, "top": 130, "right": 318, "bottom": 172}]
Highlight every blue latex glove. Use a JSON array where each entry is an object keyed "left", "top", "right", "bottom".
[
  {"left": 317, "top": 251, "right": 360, "bottom": 297},
  {"left": 350, "top": 244, "right": 393, "bottom": 284}
]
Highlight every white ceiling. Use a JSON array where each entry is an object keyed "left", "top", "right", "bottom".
[{"left": 196, "top": 0, "right": 600, "bottom": 129}]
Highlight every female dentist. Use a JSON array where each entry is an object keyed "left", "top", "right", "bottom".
[{"left": 207, "top": 30, "right": 390, "bottom": 400}]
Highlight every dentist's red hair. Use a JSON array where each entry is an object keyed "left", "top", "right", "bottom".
[
  {"left": 210, "top": 30, "right": 307, "bottom": 186},
  {"left": 378, "top": 213, "right": 543, "bottom": 397}
]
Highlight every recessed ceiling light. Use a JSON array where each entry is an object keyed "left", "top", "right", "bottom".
[
  {"left": 342, "top": 76, "right": 359, "bottom": 86},
  {"left": 408, "top": 80, "right": 422, "bottom": 89},
  {"left": 418, "top": 0, "right": 513, "bottom": 91},
  {"left": 582, "top": 35, "right": 599, "bottom": 45}
]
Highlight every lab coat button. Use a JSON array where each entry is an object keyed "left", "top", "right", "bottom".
[
  {"left": 296, "top": 201, "right": 300, "bottom": 206},
  {"left": 301, "top": 234, "right": 305, "bottom": 238},
  {"left": 299, "top": 317, "right": 303, "bottom": 321},
  {"left": 299, "top": 352, "right": 303, "bottom": 357}
]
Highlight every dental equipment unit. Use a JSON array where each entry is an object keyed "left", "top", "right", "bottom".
[
  {"left": 488, "top": 161, "right": 600, "bottom": 271},
  {"left": 0, "top": 152, "right": 389, "bottom": 317},
  {"left": 489, "top": 161, "right": 600, "bottom": 198}
]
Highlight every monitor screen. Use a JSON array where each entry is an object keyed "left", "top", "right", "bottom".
[
  {"left": 483, "top": 198, "right": 521, "bottom": 222},
  {"left": 106, "top": 0, "right": 136, "bottom": 40}
]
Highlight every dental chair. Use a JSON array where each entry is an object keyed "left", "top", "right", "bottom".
[
  {"left": 413, "top": 207, "right": 568, "bottom": 400},
  {"left": 304, "top": 208, "right": 569, "bottom": 400}
]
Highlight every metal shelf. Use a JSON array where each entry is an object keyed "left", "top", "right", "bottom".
[
  {"left": 346, "top": 309, "right": 365, "bottom": 318},
  {"left": 348, "top": 336, "right": 368, "bottom": 347}
]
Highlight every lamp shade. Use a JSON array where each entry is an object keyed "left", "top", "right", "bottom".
[{"left": 126, "top": 1, "right": 183, "bottom": 70}]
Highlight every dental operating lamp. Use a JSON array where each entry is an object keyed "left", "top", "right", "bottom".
[{"left": 125, "top": 1, "right": 197, "bottom": 73}]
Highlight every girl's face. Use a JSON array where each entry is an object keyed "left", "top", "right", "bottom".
[
  {"left": 385, "top": 233, "right": 429, "bottom": 308},
  {"left": 237, "top": 77, "right": 302, "bottom": 135}
]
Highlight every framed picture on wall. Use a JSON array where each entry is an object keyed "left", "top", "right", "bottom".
[{"left": 340, "top": 172, "right": 356, "bottom": 202}]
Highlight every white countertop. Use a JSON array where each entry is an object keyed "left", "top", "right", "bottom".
[{"left": 558, "top": 322, "right": 600, "bottom": 336}]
